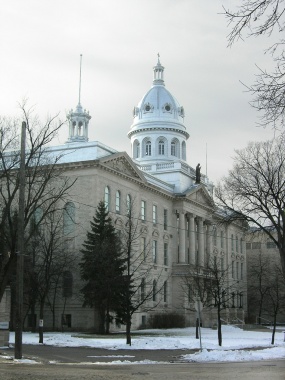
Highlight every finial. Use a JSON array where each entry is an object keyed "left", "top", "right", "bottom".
[
  {"left": 78, "top": 54, "right": 82, "bottom": 105},
  {"left": 157, "top": 52, "right": 160, "bottom": 64}
]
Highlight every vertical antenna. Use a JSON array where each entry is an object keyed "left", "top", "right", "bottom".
[
  {"left": 79, "top": 54, "right": 82, "bottom": 105},
  {"left": 206, "top": 143, "right": 208, "bottom": 177}
]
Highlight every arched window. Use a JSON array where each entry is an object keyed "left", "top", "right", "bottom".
[
  {"left": 78, "top": 121, "right": 83, "bottom": 136},
  {"left": 171, "top": 141, "right": 176, "bottom": 156},
  {"left": 104, "top": 186, "right": 110, "bottom": 211},
  {"left": 158, "top": 140, "right": 165, "bottom": 155},
  {"left": 213, "top": 226, "right": 217, "bottom": 247},
  {"left": 63, "top": 202, "right": 75, "bottom": 235},
  {"left": 116, "top": 190, "right": 121, "bottom": 214},
  {"left": 146, "top": 141, "right": 151, "bottom": 156},
  {"left": 133, "top": 140, "right": 140, "bottom": 159},
  {"left": 171, "top": 139, "right": 180, "bottom": 157},
  {"left": 152, "top": 280, "right": 157, "bottom": 301},
  {"left": 31, "top": 207, "right": 43, "bottom": 232},
  {"left": 182, "top": 141, "right": 186, "bottom": 160},
  {"left": 141, "top": 278, "right": 145, "bottom": 301},
  {"left": 163, "top": 281, "right": 167, "bottom": 302},
  {"left": 62, "top": 271, "right": 73, "bottom": 298}
]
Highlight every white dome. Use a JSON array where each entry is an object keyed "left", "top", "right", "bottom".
[
  {"left": 128, "top": 58, "right": 189, "bottom": 165},
  {"left": 129, "top": 59, "right": 188, "bottom": 137}
]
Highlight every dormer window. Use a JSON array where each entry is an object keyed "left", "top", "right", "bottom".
[
  {"left": 178, "top": 106, "right": 185, "bottom": 118},
  {"left": 144, "top": 103, "right": 153, "bottom": 113},
  {"left": 163, "top": 103, "right": 172, "bottom": 113}
]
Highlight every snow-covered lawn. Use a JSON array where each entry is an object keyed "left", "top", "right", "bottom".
[{"left": 6, "top": 325, "right": 285, "bottom": 363}]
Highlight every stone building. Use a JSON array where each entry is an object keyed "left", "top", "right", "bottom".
[
  {"left": 246, "top": 230, "right": 285, "bottom": 325},
  {"left": 24, "top": 58, "right": 247, "bottom": 331}
]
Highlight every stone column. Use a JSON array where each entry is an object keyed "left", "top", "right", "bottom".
[
  {"left": 206, "top": 222, "right": 213, "bottom": 265},
  {"left": 198, "top": 217, "right": 205, "bottom": 267},
  {"left": 189, "top": 213, "right": 195, "bottom": 265},
  {"left": 179, "top": 212, "right": 186, "bottom": 263}
]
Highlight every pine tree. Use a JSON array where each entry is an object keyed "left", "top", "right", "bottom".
[{"left": 80, "top": 201, "right": 125, "bottom": 334}]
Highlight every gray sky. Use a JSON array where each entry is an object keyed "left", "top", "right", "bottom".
[{"left": 1, "top": 0, "right": 277, "bottom": 183}]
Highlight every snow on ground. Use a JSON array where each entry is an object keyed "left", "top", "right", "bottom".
[{"left": 6, "top": 325, "right": 285, "bottom": 363}]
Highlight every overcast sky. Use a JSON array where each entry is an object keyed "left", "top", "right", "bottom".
[{"left": 1, "top": 0, "right": 278, "bottom": 183}]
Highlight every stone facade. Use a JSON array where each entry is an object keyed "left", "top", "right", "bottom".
[
  {"left": 246, "top": 230, "right": 285, "bottom": 324},
  {"left": 0, "top": 287, "right": 10, "bottom": 346},
  {"left": 23, "top": 58, "right": 247, "bottom": 332}
]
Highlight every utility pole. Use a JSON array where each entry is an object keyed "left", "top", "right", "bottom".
[{"left": 15, "top": 121, "right": 26, "bottom": 359}]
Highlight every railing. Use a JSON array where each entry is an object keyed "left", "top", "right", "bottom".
[
  {"left": 156, "top": 163, "right": 174, "bottom": 170},
  {"left": 255, "top": 316, "right": 272, "bottom": 326}
]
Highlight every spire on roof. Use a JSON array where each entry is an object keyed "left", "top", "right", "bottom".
[
  {"left": 66, "top": 55, "right": 91, "bottom": 144},
  {"left": 153, "top": 53, "right": 165, "bottom": 85}
]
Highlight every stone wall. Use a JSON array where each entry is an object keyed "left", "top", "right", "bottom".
[{"left": 0, "top": 288, "right": 11, "bottom": 347}]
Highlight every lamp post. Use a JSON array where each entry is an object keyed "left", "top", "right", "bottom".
[{"left": 14, "top": 121, "right": 26, "bottom": 359}]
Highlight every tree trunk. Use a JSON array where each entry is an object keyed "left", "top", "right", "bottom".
[
  {"left": 271, "top": 314, "right": 277, "bottom": 345},
  {"left": 126, "top": 320, "right": 132, "bottom": 346},
  {"left": 31, "top": 302, "right": 36, "bottom": 333},
  {"left": 98, "top": 308, "right": 106, "bottom": 334},
  {"left": 217, "top": 308, "right": 222, "bottom": 347},
  {"left": 196, "top": 318, "right": 199, "bottom": 339},
  {"left": 39, "top": 300, "right": 44, "bottom": 344}
]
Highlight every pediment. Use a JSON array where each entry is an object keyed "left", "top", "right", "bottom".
[
  {"left": 99, "top": 152, "right": 146, "bottom": 182},
  {"left": 185, "top": 185, "right": 215, "bottom": 209}
]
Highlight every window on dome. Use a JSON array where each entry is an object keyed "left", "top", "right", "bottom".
[
  {"left": 164, "top": 103, "right": 172, "bottom": 112},
  {"left": 158, "top": 140, "right": 165, "bottom": 155},
  {"left": 144, "top": 103, "right": 152, "bottom": 112},
  {"left": 146, "top": 141, "right": 151, "bottom": 156},
  {"left": 171, "top": 142, "right": 176, "bottom": 156}
]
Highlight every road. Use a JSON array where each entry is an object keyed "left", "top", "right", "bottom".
[{"left": 0, "top": 345, "right": 284, "bottom": 380}]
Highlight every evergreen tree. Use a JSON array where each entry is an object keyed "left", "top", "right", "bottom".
[{"left": 80, "top": 201, "right": 125, "bottom": 334}]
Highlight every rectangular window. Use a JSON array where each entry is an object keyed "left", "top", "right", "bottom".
[
  {"left": 221, "top": 257, "right": 224, "bottom": 272},
  {"left": 153, "top": 204, "right": 157, "bottom": 224},
  {"left": 252, "top": 242, "right": 261, "bottom": 250},
  {"left": 62, "top": 314, "right": 72, "bottom": 328},
  {"left": 231, "top": 234, "right": 234, "bottom": 251},
  {"left": 152, "top": 240, "right": 157, "bottom": 263},
  {"left": 240, "top": 238, "right": 243, "bottom": 253},
  {"left": 239, "top": 293, "right": 243, "bottom": 308},
  {"left": 163, "top": 209, "right": 168, "bottom": 230},
  {"left": 141, "top": 200, "right": 146, "bottom": 221},
  {"left": 236, "top": 262, "right": 239, "bottom": 280},
  {"left": 236, "top": 236, "right": 239, "bottom": 252},
  {"left": 141, "top": 237, "right": 146, "bottom": 261},
  {"left": 232, "top": 261, "right": 235, "bottom": 279},
  {"left": 221, "top": 231, "right": 224, "bottom": 249},
  {"left": 163, "top": 281, "right": 167, "bottom": 303},
  {"left": 266, "top": 241, "right": 276, "bottom": 249},
  {"left": 164, "top": 243, "right": 168, "bottom": 266},
  {"left": 241, "top": 262, "right": 244, "bottom": 279}
]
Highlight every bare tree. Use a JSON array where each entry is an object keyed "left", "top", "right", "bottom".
[
  {"left": 25, "top": 208, "right": 75, "bottom": 343},
  {"left": 215, "top": 136, "right": 285, "bottom": 278},
  {"left": 116, "top": 200, "right": 164, "bottom": 346},
  {"left": 183, "top": 257, "right": 239, "bottom": 347},
  {"left": 223, "top": 1, "right": 285, "bottom": 129},
  {"left": 247, "top": 251, "right": 271, "bottom": 324},
  {"left": 265, "top": 267, "right": 285, "bottom": 344},
  {"left": 0, "top": 103, "right": 76, "bottom": 302}
]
